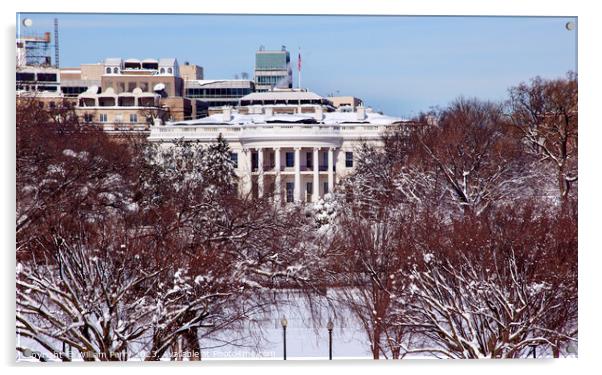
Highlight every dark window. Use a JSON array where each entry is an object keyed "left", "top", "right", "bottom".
[
  {"left": 286, "top": 182, "right": 294, "bottom": 203},
  {"left": 306, "top": 182, "right": 313, "bottom": 195},
  {"left": 16, "top": 72, "right": 35, "bottom": 81},
  {"left": 37, "top": 85, "right": 57, "bottom": 92},
  {"left": 230, "top": 152, "right": 238, "bottom": 168},
  {"left": 324, "top": 182, "right": 329, "bottom": 195},
  {"left": 37, "top": 73, "right": 58, "bottom": 82},
  {"left": 306, "top": 152, "right": 313, "bottom": 168},
  {"left": 251, "top": 152, "right": 258, "bottom": 170},
  {"left": 345, "top": 152, "right": 353, "bottom": 168},
  {"left": 285, "top": 152, "right": 294, "bottom": 167}
]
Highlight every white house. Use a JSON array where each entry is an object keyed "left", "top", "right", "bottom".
[{"left": 148, "top": 90, "right": 404, "bottom": 202}]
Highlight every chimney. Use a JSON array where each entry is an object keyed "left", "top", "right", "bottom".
[
  {"left": 223, "top": 106, "right": 233, "bottom": 122},
  {"left": 356, "top": 105, "right": 366, "bottom": 121}
]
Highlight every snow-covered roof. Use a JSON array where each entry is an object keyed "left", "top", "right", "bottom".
[
  {"left": 240, "top": 91, "right": 326, "bottom": 102},
  {"left": 169, "top": 110, "right": 403, "bottom": 126},
  {"left": 188, "top": 79, "right": 254, "bottom": 86}
]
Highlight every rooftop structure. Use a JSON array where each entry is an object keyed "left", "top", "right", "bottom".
[
  {"left": 103, "top": 57, "right": 180, "bottom": 76},
  {"left": 329, "top": 96, "right": 364, "bottom": 111},
  {"left": 16, "top": 32, "right": 52, "bottom": 68},
  {"left": 180, "top": 62, "right": 204, "bottom": 81},
  {"left": 254, "top": 47, "right": 292, "bottom": 92}
]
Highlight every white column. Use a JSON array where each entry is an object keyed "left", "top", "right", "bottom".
[
  {"left": 313, "top": 147, "right": 320, "bottom": 202},
  {"left": 274, "top": 148, "right": 281, "bottom": 202},
  {"left": 257, "top": 148, "right": 264, "bottom": 198},
  {"left": 242, "top": 148, "right": 253, "bottom": 196},
  {"left": 328, "top": 147, "right": 335, "bottom": 194},
  {"left": 294, "top": 147, "right": 301, "bottom": 202}
]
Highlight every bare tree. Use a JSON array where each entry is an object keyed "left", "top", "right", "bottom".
[
  {"left": 508, "top": 72, "right": 578, "bottom": 201},
  {"left": 398, "top": 203, "right": 577, "bottom": 358}
]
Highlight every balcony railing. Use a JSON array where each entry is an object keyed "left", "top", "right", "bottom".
[{"left": 149, "top": 122, "right": 391, "bottom": 142}]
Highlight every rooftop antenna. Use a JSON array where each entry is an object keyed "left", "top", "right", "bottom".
[{"left": 53, "top": 18, "right": 59, "bottom": 68}]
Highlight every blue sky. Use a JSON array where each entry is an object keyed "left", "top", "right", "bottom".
[{"left": 17, "top": 13, "right": 577, "bottom": 117}]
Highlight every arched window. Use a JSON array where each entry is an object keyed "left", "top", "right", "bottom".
[
  {"left": 167, "top": 67, "right": 173, "bottom": 74},
  {"left": 160, "top": 68, "right": 165, "bottom": 74},
  {"left": 106, "top": 67, "right": 111, "bottom": 74},
  {"left": 113, "top": 67, "right": 119, "bottom": 74}
]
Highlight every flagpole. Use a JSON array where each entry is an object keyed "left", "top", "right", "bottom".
[{"left": 298, "top": 48, "right": 301, "bottom": 90}]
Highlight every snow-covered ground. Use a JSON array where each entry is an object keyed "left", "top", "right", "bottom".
[
  {"left": 16, "top": 290, "right": 377, "bottom": 361},
  {"left": 17, "top": 289, "right": 571, "bottom": 361}
]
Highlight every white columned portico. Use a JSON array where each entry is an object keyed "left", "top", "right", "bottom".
[
  {"left": 257, "top": 148, "right": 264, "bottom": 198},
  {"left": 274, "top": 147, "right": 281, "bottom": 202},
  {"left": 328, "top": 147, "right": 335, "bottom": 193},
  {"left": 313, "top": 147, "right": 320, "bottom": 202},
  {"left": 294, "top": 147, "right": 301, "bottom": 202},
  {"left": 242, "top": 148, "right": 253, "bottom": 196}
]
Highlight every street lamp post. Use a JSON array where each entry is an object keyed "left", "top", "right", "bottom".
[
  {"left": 327, "top": 319, "right": 334, "bottom": 360},
  {"left": 529, "top": 344, "right": 537, "bottom": 358},
  {"left": 281, "top": 318, "right": 288, "bottom": 360}
]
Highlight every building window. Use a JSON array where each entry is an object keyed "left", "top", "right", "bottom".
[
  {"left": 251, "top": 152, "right": 258, "bottom": 170},
  {"left": 37, "top": 73, "right": 58, "bottom": 82},
  {"left": 324, "top": 182, "right": 329, "bottom": 195},
  {"left": 230, "top": 152, "right": 238, "bottom": 168},
  {"left": 160, "top": 68, "right": 165, "bottom": 74},
  {"left": 83, "top": 114, "right": 93, "bottom": 123},
  {"left": 345, "top": 152, "right": 353, "bottom": 168},
  {"left": 306, "top": 151, "right": 313, "bottom": 169},
  {"left": 285, "top": 152, "right": 294, "bottom": 168},
  {"left": 129, "top": 113, "right": 138, "bottom": 123},
  {"left": 106, "top": 67, "right": 111, "bottom": 74},
  {"left": 99, "top": 113, "right": 108, "bottom": 123},
  {"left": 167, "top": 67, "right": 173, "bottom": 74},
  {"left": 16, "top": 72, "right": 35, "bottom": 81},
  {"left": 286, "top": 182, "right": 294, "bottom": 203},
  {"left": 113, "top": 67, "right": 119, "bottom": 74},
  {"left": 306, "top": 182, "right": 313, "bottom": 195}
]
